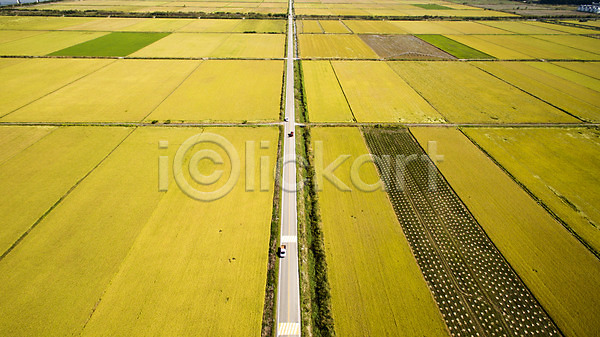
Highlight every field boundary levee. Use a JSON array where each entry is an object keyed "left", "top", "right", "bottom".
[{"left": 0, "top": 121, "right": 598, "bottom": 128}]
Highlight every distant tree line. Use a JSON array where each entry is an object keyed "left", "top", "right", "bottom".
[{"left": 536, "top": 0, "right": 592, "bottom": 5}]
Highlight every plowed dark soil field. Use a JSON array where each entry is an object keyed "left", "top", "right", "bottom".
[{"left": 360, "top": 35, "right": 456, "bottom": 60}]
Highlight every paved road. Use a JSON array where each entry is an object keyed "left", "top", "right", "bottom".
[{"left": 276, "top": 1, "right": 301, "bottom": 336}]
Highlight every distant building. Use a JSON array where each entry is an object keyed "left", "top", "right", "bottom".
[{"left": 578, "top": 2, "right": 600, "bottom": 13}]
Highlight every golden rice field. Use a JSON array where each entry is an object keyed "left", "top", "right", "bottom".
[
  {"left": 318, "top": 20, "right": 351, "bottom": 34},
  {"left": 299, "top": 34, "right": 379, "bottom": 59},
  {"left": 0, "top": 58, "right": 111, "bottom": 117},
  {"left": 473, "top": 61, "right": 600, "bottom": 122},
  {"left": 1, "top": 6, "right": 600, "bottom": 337},
  {"left": 0, "top": 126, "right": 130, "bottom": 255},
  {"left": 464, "top": 127, "right": 600, "bottom": 256},
  {"left": 131, "top": 33, "right": 285, "bottom": 58},
  {"left": 0, "top": 59, "right": 283, "bottom": 123},
  {"left": 298, "top": 19, "right": 323, "bottom": 33},
  {"left": 388, "top": 20, "right": 510, "bottom": 34},
  {"left": 119, "top": 18, "right": 196, "bottom": 32},
  {"left": 147, "top": 60, "right": 283, "bottom": 122},
  {"left": 24, "top": 0, "right": 289, "bottom": 15},
  {"left": 302, "top": 61, "right": 354, "bottom": 122},
  {"left": 3, "top": 59, "right": 200, "bottom": 122},
  {"left": 453, "top": 35, "right": 600, "bottom": 60},
  {"left": 342, "top": 20, "right": 406, "bottom": 34},
  {"left": 561, "top": 20, "right": 600, "bottom": 28},
  {"left": 391, "top": 20, "right": 468, "bottom": 34},
  {"left": 388, "top": 61, "right": 578, "bottom": 123},
  {"left": 61, "top": 17, "right": 146, "bottom": 31},
  {"left": 552, "top": 61, "right": 600, "bottom": 80},
  {"left": 0, "top": 15, "right": 92, "bottom": 30},
  {"left": 480, "top": 20, "right": 577, "bottom": 34},
  {"left": 0, "top": 126, "right": 278, "bottom": 336},
  {"left": 0, "top": 16, "right": 286, "bottom": 33},
  {"left": 444, "top": 34, "right": 532, "bottom": 59},
  {"left": 540, "top": 62, "right": 600, "bottom": 90},
  {"left": 505, "top": 20, "right": 598, "bottom": 35},
  {"left": 0, "top": 31, "right": 108, "bottom": 55},
  {"left": 0, "top": 30, "right": 44, "bottom": 44},
  {"left": 312, "top": 127, "right": 449, "bottom": 336},
  {"left": 533, "top": 35, "right": 600, "bottom": 55},
  {"left": 410, "top": 127, "right": 600, "bottom": 337},
  {"left": 331, "top": 61, "right": 443, "bottom": 122}
]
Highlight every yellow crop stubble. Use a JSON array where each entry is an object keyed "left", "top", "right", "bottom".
[
  {"left": 313, "top": 127, "right": 449, "bottom": 336},
  {"left": 410, "top": 127, "right": 600, "bottom": 337}
]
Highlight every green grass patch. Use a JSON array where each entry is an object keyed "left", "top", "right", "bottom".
[
  {"left": 416, "top": 34, "right": 494, "bottom": 59},
  {"left": 412, "top": 4, "right": 453, "bottom": 9},
  {"left": 49, "top": 32, "right": 170, "bottom": 57}
]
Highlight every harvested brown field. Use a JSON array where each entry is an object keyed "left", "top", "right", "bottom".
[{"left": 359, "top": 35, "right": 455, "bottom": 60}]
